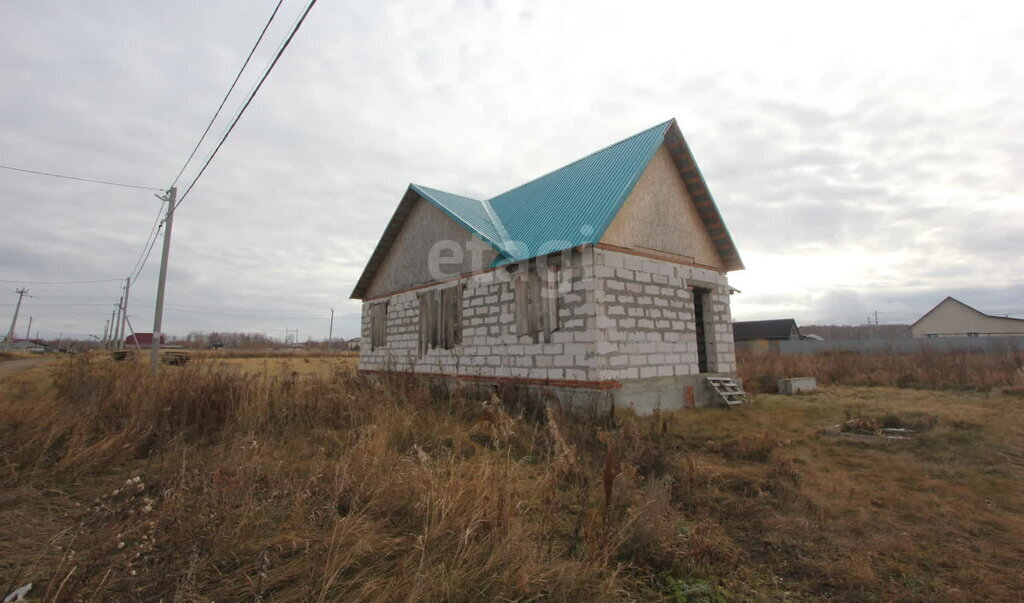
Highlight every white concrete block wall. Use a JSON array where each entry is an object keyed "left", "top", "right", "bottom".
[
  {"left": 592, "top": 248, "right": 736, "bottom": 381},
  {"left": 358, "top": 245, "right": 738, "bottom": 383},
  {"left": 358, "top": 249, "right": 601, "bottom": 382}
]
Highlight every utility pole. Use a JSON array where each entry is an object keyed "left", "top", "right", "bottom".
[
  {"left": 108, "top": 305, "right": 117, "bottom": 350},
  {"left": 874, "top": 310, "right": 879, "bottom": 326},
  {"left": 113, "top": 296, "right": 123, "bottom": 349},
  {"left": 4, "top": 288, "right": 29, "bottom": 351},
  {"left": 118, "top": 277, "right": 130, "bottom": 351},
  {"left": 151, "top": 187, "right": 176, "bottom": 375},
  {"left": 102, "top": 319, "right": 110, "bottom": 345},
  {"left": 328, "top": 308, "right": 334, "bottom": 351},
  {"left": 25, "top": 316, "right": 32, "bottom": 340}
]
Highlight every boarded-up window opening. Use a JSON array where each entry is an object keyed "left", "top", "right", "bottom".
[
  {"left": 515, "top": 259, "right": 561, "bottom": 343},
  {"left": 418, "top": 285, "right": 462, "bottom": 354},
  {"left": 370, "top": 301, "right": 388, "bottom": 350}
]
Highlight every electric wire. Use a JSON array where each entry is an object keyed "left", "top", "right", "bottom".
[
  {"left": 170, "top": 0, "right": 286, "bottom": 188},
  {"left": 173, "top": 0, "right": 318, "bottom": 211},
  {"left": 127, "top": 202, "right": 167, "bottom": 283},
  {"left": 129, "top": 225, "right": 162, "bottom": 286},
  {"left": 6, "top": 1, "right": 321, "bottom": 339},
  {"left": 0, "top": 278, "right": 122, "bottom": 285},
  {"left": 0, "top": 164, "right": 163, "bottom": 191}
]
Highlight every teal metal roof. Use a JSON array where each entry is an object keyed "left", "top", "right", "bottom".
[
  {"left": 351, "top": 118, "right": 743, "bottom": 299},
  {"left": 487, "top": 120, "right": 672, "bottom": 265},
  {"left": 410, "top": 184, "right": 510, "bottom": 255},
  {"left": 414, "top": 120, "right": 672, "bottom": 265}
]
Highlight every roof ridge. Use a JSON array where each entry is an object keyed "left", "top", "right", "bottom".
[
  {"left": 409, "top": 183, "right": 479, "bottom": 202},
  {"left": 480, "top": 198, "right": 512, "bottom": 252},
  {"left": 485, "top": 119, "right": 674, "bottom": 203},
  {"left": 410, "top": 183, "right": 515, "bottom": 257}
]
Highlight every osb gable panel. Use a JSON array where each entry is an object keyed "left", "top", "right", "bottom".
[
  {"left": 365, "top": 199, "right": 498, "bottom": 298},
  {"left": 600, "top": 144, "right": 724, "bottom": 268}
]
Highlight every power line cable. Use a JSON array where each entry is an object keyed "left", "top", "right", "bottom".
[
  {"left": 128, "top": 204, "right": 166, "bottom": 282},
  {"left": 173, "top": 0, "right": 318, "bottom": 211},
  {"left": 0, "top": 278, "right": 122, "bottom": 285},
  {"left": 165, "top": 306, "right": 357, "bottom": 320},
  {"left": 170, "top": 0, "right": 286, "bottom": 188},
  {"left": 0, "top": 164, "right": 163, "bottom": 191},
  {"left": 130, "top": 224, "right": 163, "bottom": 285}
]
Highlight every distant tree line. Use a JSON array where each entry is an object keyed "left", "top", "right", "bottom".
[
  {"left": 174, "top": 331, "right": 356, "bottom": 350},
  {"left": 177, "top": 331, "right": 280, "bottom": 349}
]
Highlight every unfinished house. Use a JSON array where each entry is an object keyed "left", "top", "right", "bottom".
[{"left": 350, "top": 119, "right": 745, "bottom": 411}]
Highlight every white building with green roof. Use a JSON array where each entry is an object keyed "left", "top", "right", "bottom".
[{"left": 351, "top": 119, "right": 745, "bottom": 411}]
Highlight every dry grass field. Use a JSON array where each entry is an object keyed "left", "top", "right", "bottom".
[{"left": 1, "top": 350, "right": 1022, "bottom": 600}]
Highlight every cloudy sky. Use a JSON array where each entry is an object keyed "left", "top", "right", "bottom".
[{"left": 1, "top": 0, "right": 1021, "bottom": 341}]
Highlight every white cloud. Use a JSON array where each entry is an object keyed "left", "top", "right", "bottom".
[{"left": 1, "top": 0, "right": 1021, "bottom": 339}]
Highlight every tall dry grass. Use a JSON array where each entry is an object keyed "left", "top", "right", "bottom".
[
  {"left": 1, "top": 356, "right": 737, "bottom": 601},
  {"left": 3, "top": 355, "right": 1023, "bottom": 600},
  {"left": 738, "top": 348, "right": 1024, "bottom": 392}
]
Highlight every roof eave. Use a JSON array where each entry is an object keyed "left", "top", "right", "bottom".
[
  {"left": 663, "top": 120, "right": 745, "bottom": 271},
  {"left": 349, "top": 186, "right": 421, "bottom": 300}
]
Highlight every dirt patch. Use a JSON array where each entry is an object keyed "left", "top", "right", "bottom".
[
  {"left": 0, "top": 356, "right": 53, "bottom": 377},
  {"left": 821, "top": 411, "right": 938, "bottom": 443}
]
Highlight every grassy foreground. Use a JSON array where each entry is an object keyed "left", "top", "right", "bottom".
[{"left": 1, "top": 353, "right": 1023, "bottom": 600}]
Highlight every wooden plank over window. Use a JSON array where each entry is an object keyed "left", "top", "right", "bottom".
[
  {"left": 370, "top": 301, "right": 388, "bottom": 350},
  {"left": 418, "top": 285, "right": 462, "bottom": 354},
  {"left": 514, "top": 258, "right": 562, "bottom": 343}
]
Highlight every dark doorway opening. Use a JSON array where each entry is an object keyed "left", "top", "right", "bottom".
[{"left": 693, "top": 287, "right": 710, "bottom": 373}]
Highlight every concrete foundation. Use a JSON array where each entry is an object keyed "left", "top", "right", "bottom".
[
  {"left": 612, "top": 373, "right": 740, "bottom": 412},
  {"left": 366, "top": 371, "right": 738, "bottom": 416}
]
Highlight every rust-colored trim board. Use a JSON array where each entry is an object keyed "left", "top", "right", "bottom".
[
  {"left": 595, "top": 243, "right": 725, "bottom": 273},
  {"left": 363, "top": 266, "right": 501, "bottom": 302}
]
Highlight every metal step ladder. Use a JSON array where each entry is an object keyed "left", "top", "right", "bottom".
[{"left": 705, "top": 377, "right": 747, "bottom": 407}]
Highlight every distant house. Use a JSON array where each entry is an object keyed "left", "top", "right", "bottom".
[
  {"left": 733, "top": 319, "right": 801, "bottom": 352},
  {"left": 8, "top": 338, "right": 46, "bottom": 353},
  {"left": 351, "top": 119, "right": 745, "bottom": 411},
  {"left": 125, "top": 333, "right": 166, "bottom": 347},
  {"left": 345, "top": 337, "right": 360, "bottom": 351},
  {"left": 911, "top": 297, "right": 1024, "bottom": 338}
]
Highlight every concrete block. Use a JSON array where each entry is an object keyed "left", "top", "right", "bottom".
[
  {"left": 554, "top": 355, "right": 574, "bottom": 367},
  {"left": 574, "top": 330, "right": 597, "bottom": 343},
  {"left": 778, "top": 377, "right": 816, "bottom": 395},
  {"left": 564, "top": 368, "right": 587, "bottom": 381},
  {"left": 551, "top": 331, "right": 575, "bottom": 344}
]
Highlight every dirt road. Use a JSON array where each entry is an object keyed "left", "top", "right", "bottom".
[{"left": 0, "top": 356, "right": 54, "bottom": 376}]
